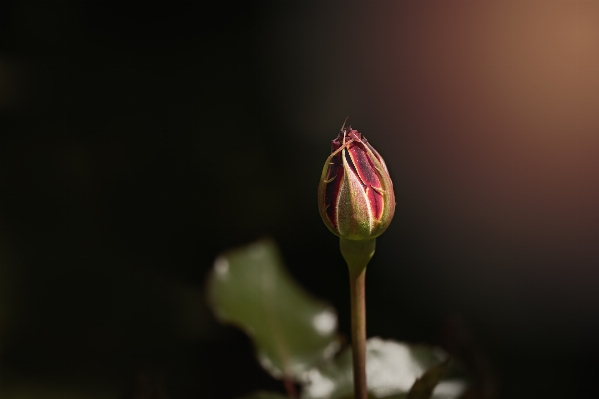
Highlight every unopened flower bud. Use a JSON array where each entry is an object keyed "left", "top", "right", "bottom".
[{"left": 318, "top": 126, "right": 395, "bottom": 240}]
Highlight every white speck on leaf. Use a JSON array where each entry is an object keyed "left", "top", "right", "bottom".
[
  {"left": 214, "top": 257, "right": 229, "bottom": 277},
  {"left": 312, "top": 309, "right": 337, "bottom": 335}
]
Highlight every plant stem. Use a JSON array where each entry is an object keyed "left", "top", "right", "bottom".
[
  {"left": 340, "top": 238, "right": 375, "bottom": 399},
  {"left": 283, "top": 375, "right": 298, "bottom": 399},
  {"left": 349, "top": 265, "right": 367, "bottom": 399}
]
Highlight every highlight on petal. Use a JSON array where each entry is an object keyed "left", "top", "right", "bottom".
[
  {"left": 365, "top": 186, "right": 384, "bottom": 221},
  {"left": 337, "top": 148, "right": 373, "bottom": 238},
  {"left": 347, "top": 142, "right": 382, "bottom": 190},
  {"left": 324, "top": 152, "right": 344, "bottom": 229}
]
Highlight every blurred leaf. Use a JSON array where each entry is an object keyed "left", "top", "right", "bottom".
[
  {"left": 301, "top": 338, "right": 467, "bottom": 399},
  {"left": 207, "top": 239, "right": 340, "bottom": 381},
  {"left": 406, "top": 359, "right": 449, "bottom": 399},
  {"left": 238, "top": 392, "right": 289, "bottom": 399}
]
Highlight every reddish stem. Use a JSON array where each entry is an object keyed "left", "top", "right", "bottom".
[{"left": 283, "top": 375, "right": 298, "bottom": 399}]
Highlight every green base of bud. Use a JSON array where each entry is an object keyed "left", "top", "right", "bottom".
[{"left": 340, "top": 238, "right": 376, "bottom": 276}]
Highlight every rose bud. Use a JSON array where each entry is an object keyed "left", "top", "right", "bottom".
[{"left": 318, "top": 125, "right": 395, "bottom": 241}]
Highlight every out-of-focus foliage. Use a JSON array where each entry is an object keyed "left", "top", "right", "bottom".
[
  {"left": 209, "top": 240, "right": 468, "bottom": 399},
  {"left": 301, "top": 338, "right": 465, "bottom": 399},
  {"left": 207, "top": 239, "right": 340, "bottom": 381},
  {"left": 405, "top": 359, "right": 449, "bottom": 399}
]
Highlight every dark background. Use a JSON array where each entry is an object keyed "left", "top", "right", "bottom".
[{"left": 1, "top": 1, "right": 598, "bottom": 398}]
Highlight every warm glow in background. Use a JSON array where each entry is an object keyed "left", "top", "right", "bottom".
[
  {"left": 260, "top": 3, "right": 599, "bottom": 395},
  {"left": 263, "top": 0, "right": 599, "bottom": 345}
]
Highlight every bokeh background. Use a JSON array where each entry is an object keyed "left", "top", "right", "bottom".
[{"left": 1, "top": 1, "right": 599, "bottom": 398}]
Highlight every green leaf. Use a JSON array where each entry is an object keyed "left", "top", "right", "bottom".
[
  {"left": 406, "top": 359, "right": 449, "bottom": 399},
  {"left": 237, "top": 392, "right": 289, "bottom": 399},
  {"left": 301, "top": 338, "right": 467, "bottom": 399},
  {"left": 207, "top": 239, "right": 340, "bottom": 381}
]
